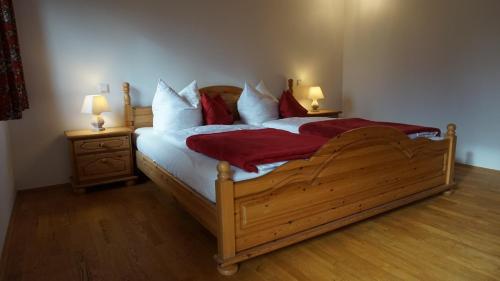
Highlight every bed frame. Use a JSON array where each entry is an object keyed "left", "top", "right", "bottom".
[{"left": 122, "top": 80, "right": 457, "bottom": 275}]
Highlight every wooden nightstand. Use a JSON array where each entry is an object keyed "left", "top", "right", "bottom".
[
  {"left": 64, "top": 127, "right": 137, "bottom": 193},
  {"left": 307, "top": 109, "right": 342, "bottom": 118}
]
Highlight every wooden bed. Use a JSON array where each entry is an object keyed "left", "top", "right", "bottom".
[{"left": 122, "top": 80, "right": 457, "bottom": 275}]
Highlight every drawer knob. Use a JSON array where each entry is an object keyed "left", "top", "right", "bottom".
[
  {"left": 99, "top": 142, "right": 105, "bottom": 148},
  {"left": 100, "top": 158, "right": 108, "bottom": 163}
]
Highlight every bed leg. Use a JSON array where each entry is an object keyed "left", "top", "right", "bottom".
[
  {"left": 443, "top": 189, "right": 454, "bottom": 196},
  {"left": 445, "top": 124, "right": 457, "bottom": 189},
  {"left": 442, "top": 124, "right": 457, "bottom": 197},
  {"left": 215, "top": 161, "right": 237, "bottom": 275},
  {"left": 217, "top": 263, "right": 239, "bottom": 276}
]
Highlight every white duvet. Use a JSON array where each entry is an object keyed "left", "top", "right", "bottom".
[
  {"left": 136, "top": 119, "right": 441, "bottom": 203},
  {"left": 262, "top": 117, "right": 332, "bottom": 133},
  {"left": 136, "top": 125, "right": 286, "bottom": 203},
  {"left": 262, "top": 117, "right": 441, "bottom": 139}
]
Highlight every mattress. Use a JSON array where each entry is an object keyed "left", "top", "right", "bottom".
[
  {"left": 135, "top": 125, "right": 286, "bottom": 203},
  {"left": 262, "top": 117, "right": 442, "bottom": 139}
]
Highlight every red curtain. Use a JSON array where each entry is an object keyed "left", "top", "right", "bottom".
[{"left": 0, "top": 0, "right": 28, "bottom": 121}]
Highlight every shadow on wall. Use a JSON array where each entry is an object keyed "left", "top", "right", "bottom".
[
  {"left": 129, "top": 85, "right": 142, "bottom": 107},
  {"left": 104, "top": 0, "right": 304, "bottom": 91},
  {"left": 10, "top": 0, "right": 69, "bottom": 189},
  {"left": 465, "top": 151, "right": 474, "bottom": 165},
  {"left": 95, "top": 0, "right": 341, "bottom": 104},
  {"left": 342, "top": 94, "right": 353, "bottom": 117}
]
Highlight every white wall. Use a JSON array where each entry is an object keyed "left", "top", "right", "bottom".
[
  {"left": 11, "top": 0, "right": 345, "bottom": 189},
  {"left": 343, "top": 0, "right": 500, "bottom": 170},
  {"left": 0, "top": 122, "right": 15, "bottom": 254},
  {"left": 10, "top": 0, "right": 499, "bottom": 190}
]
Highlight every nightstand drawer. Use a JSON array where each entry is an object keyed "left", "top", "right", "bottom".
[
  {"left": 76, "top": 151, "right": 132, "bottom": 182},
  {"left": 73, "top": 136, "right": 130, "bottom": 155}
]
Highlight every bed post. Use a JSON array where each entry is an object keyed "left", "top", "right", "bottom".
[
  {"left": 215, "top": 161, "right": 238, "bottom": 275},
  {"left": 444, "top": 123, "right": 457, "bottom": 194},
  {"left": 288, "top": 78, "right": 294, "bottom": 93},
  {"left": 122, "top": 82, "right": 134, "bottom": 129}
]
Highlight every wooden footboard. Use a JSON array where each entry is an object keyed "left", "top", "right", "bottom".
[{"left": 215, "top": 124, "right": 457, "bottom": 274}]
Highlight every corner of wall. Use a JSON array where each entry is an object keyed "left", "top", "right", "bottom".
[{"left": 0, "top": 121, "right": 16, "bottom": 264}]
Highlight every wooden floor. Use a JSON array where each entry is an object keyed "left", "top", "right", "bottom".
[{"left": 1, "top": 164, "right": 499, "bottom": 281}]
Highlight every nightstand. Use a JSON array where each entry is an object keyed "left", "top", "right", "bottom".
[
  {"left": 64, "top": 127, "right": 137, "bottom": 193},
  {"left": 307, "top": 109, "right": 342, "bottom": 118}
]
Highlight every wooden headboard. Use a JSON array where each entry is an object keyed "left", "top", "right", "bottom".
[
  {"left": 123, "top": 79, "right": 295, "bottom": 130},
  {"left": 123, "top": 83, "right": 244, "bottom": 129},
  {"left": 199, "top": 86, "right": 243, "bottom": 121}
]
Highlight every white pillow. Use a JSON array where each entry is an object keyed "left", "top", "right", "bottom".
[
  {"left": 178, "top": 80, "right": 201, "bottom": 108},
  {"left": 152, "top": 79, "right": 202, "bottom": 132},
  {"left": 256, "top": 80, "right": 278, "bottom": 102},
  {"left": 237, "top": 82, "right": 279, "bottom": 126}
]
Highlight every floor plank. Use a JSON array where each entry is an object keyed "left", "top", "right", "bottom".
[{"left": 1, "top": 165, "right": 499, "bottom": 281}]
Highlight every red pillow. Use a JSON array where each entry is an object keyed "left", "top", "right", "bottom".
[
  {"left": 201, "top": 94, "right": 234, "bottom": 125},
  {"left": 279, "top": 90, "right": 308, "bottom": 118}
]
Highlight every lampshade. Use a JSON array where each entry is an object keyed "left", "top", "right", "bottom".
[
  {"left": 81, "top": 94, "right": 110, "bottom": 115},
  {"left": 308, "top": 86, "right": 324, "bottom": 100}
]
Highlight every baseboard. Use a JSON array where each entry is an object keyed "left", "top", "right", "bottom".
[
  {"left": 16, "top": 183, "right": 71, "bottom": 194},
  {"left": 456, "top": 163, "right": 500, "bottom": 175}
]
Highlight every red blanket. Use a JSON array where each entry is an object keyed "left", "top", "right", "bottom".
[
  {"left": 299, "top": 118, "right": 441, "bottom": 138},
  {"left": 186, "top": 129, "right": 328, "bottom": 172}
]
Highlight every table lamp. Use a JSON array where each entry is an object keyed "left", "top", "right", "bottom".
[
  {"left": 81, "top": 94, "right": 110, "bottom": 131},
  {"left": 308, "top": 86, "right": 324, "bottom": 111}
]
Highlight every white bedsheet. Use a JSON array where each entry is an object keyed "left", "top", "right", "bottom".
[
  {"left": 262, "top": 117, "right": 332, "bottom": 133},
  {"left": 135, "top": 125, "right": 286, "bottom": 203},
  {"left": 262, "top": 117, "right": 441, "bottom": 139}
]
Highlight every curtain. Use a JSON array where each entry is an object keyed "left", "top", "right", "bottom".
[{"left": 0, "top": 0, "right": 28, "bottom": 121}]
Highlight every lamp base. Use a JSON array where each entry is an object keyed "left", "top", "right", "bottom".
[
  {"left": 90, "top": 115, "right": 105, "bottom": 132},
  {"left": 311, "top": 100, "right": 320, "bottom": 112}
]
